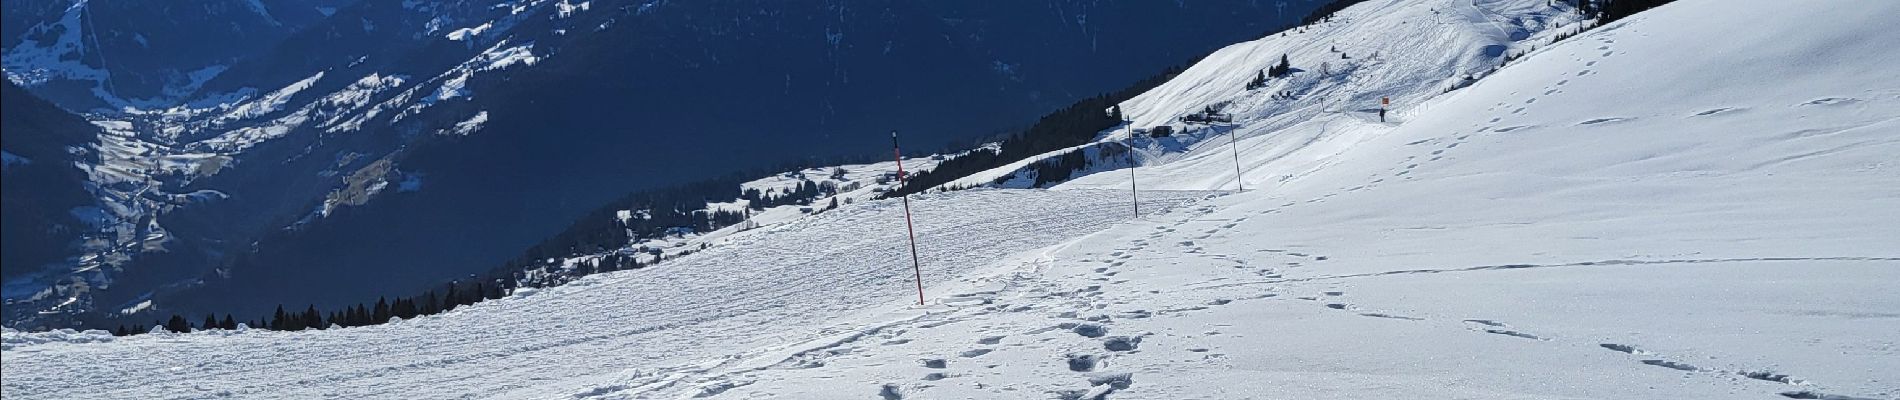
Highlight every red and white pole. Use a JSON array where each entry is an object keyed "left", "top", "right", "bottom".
[{"left": 892, "top": 131, "right": 926, "bottom": 305}]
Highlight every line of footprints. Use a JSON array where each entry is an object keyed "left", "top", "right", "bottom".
[{"left": 1300, "top": 290, "right": 1876, "bottom": 400}]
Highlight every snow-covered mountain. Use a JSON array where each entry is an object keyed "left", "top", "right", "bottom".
[
  {"left": 5, "top": 0, "right": 1897, "bottom": 398},
  {"left": 0, "top": 0, "right": 1330, "bottom": 328},
  {"left": 1, "top": 0, "right": 356, "bottom": 109}
]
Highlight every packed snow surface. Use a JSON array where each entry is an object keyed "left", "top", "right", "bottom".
[
  {"left": 5, "top": 0, "right": 1898, "bottom": 399},
  {"left": 0, "top": 189, "right": 1211, "bottom": 398}
]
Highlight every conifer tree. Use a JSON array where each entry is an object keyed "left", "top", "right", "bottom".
[
  {"left": 302, "top": 305, "right": 322, "bottom": 330},
  {"left": 165, "top": 314, "right": 191, "bottom": 333},
  {"left": 395, "top": 297, "right": 418, "bottom": 319},
  {"left": 373, "top": 297, "right": 392, "bottom": 322},
  {"left": 471, "top": 282, "right": 489, "bottom": 305},
  {"left": 420, "top": 291, "right": 440, "bottom": 316},
  {"left": 221, "top": 314, "right": 238, "bottom": 330},
  {"left": 203, "top": 315, "right": 220, "bottom": 331},
  {"left": 444, "top": 284, "right": 461, "bottom": 312},
  {"left": 271, "top": 305, "right": 288, "bottom": 330},
  {"left": 1269, "top": 54, "right": 1293, "bottom": 77}
]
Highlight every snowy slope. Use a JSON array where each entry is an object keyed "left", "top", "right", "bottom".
[
  {"left": 5, "top": 0, "right": 1899, "bottom": 399},
  {"left": 942, "top": 0, "right": 1580, "bottom": 192},
  {"left": 705, "top": 0, "right": 1900, "bottom": 397},
  {"left": 0, "top": 189, "right": 1213, "bottom": 399},
  {"left": 555, "top": 155, "right": 952, "bottom": 270},
  {"left": 838, "top": 0, "right": 1900, "bottom": 397}
]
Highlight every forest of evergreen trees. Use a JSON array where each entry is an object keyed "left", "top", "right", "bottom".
[
  {"left": 114, "top": 277, "right": 513, "bottom": 335},
  {"left": 490, "top": 160, "right": 863, "bottom": 289},
  {"left": 881, "top": 64, "right": 1187, "bottom": 198},
  {"left": 1581, "top": 0, "right": 1677, "bottom": 23}
]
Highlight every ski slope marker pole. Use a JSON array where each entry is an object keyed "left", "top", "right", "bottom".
[
  {"left": 1228, "top": 123, "right": 1244, "bottom": 192},
  {"left": 892, "top": 131, "right": 926, "bottom": 305},
  {"left": 1124, "top": 121, "right": 1139, "bottom": 217}
]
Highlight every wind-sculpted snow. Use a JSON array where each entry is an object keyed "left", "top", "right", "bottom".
[
  {"left": 0, "top": 189, "right": 1211, "bottom": 399},
  {"left": 0, "top": 328, "right": 116, "bottom": 350}
]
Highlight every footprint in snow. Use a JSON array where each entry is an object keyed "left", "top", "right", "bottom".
[
  {"left": 1066, "top": 354, "right": 1100, "bottom": 372},
  {"left": 1482, "top": 329, "right": 1545, "bottom": 340},
  {"left": 1103, "top": 336, "right": 1143, "bottom": 352},
  {"left": 1359, "top": 312, "right": 1423, "bottom": 320},
  {"left": 1464, "top": 319, "right": 1508, "bottom": 327},
  {"left": 1070, "top": 323, "right": 1108, "bottom": 338},
  {"left": 1801, "top": 97, "right": 1861, "bottom": 106},
  {"left": 1693, "top": 107, "right": 1739, "bottom": 116},
  {"left": 1640, "top": 359, "right": 1700, "bottom": 371}
]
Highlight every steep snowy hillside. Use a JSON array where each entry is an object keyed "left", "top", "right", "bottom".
[
  {"left": 4, "top": 0, "right": 1897, "bottom": 399},
  {"left": 1, "top": 0, "right": 354, "bottom": 109},
  {"left": 0, "top": 82, "right": 101, "bottom": 292}
]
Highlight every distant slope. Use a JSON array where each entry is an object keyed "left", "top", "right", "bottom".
[
  {"left": 1, "top": 0, "right": 355, "bottom": 108},
  {"left": 0, "top": 81, "right": 101, "bottom": 322}
]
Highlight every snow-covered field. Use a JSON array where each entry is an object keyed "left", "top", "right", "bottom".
[
  {"left": 6, "top": 0, "right": 1898, "bottom": 399},
  {"left": 0, "top": 189, "right": 1213, "bottom": 399}
]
